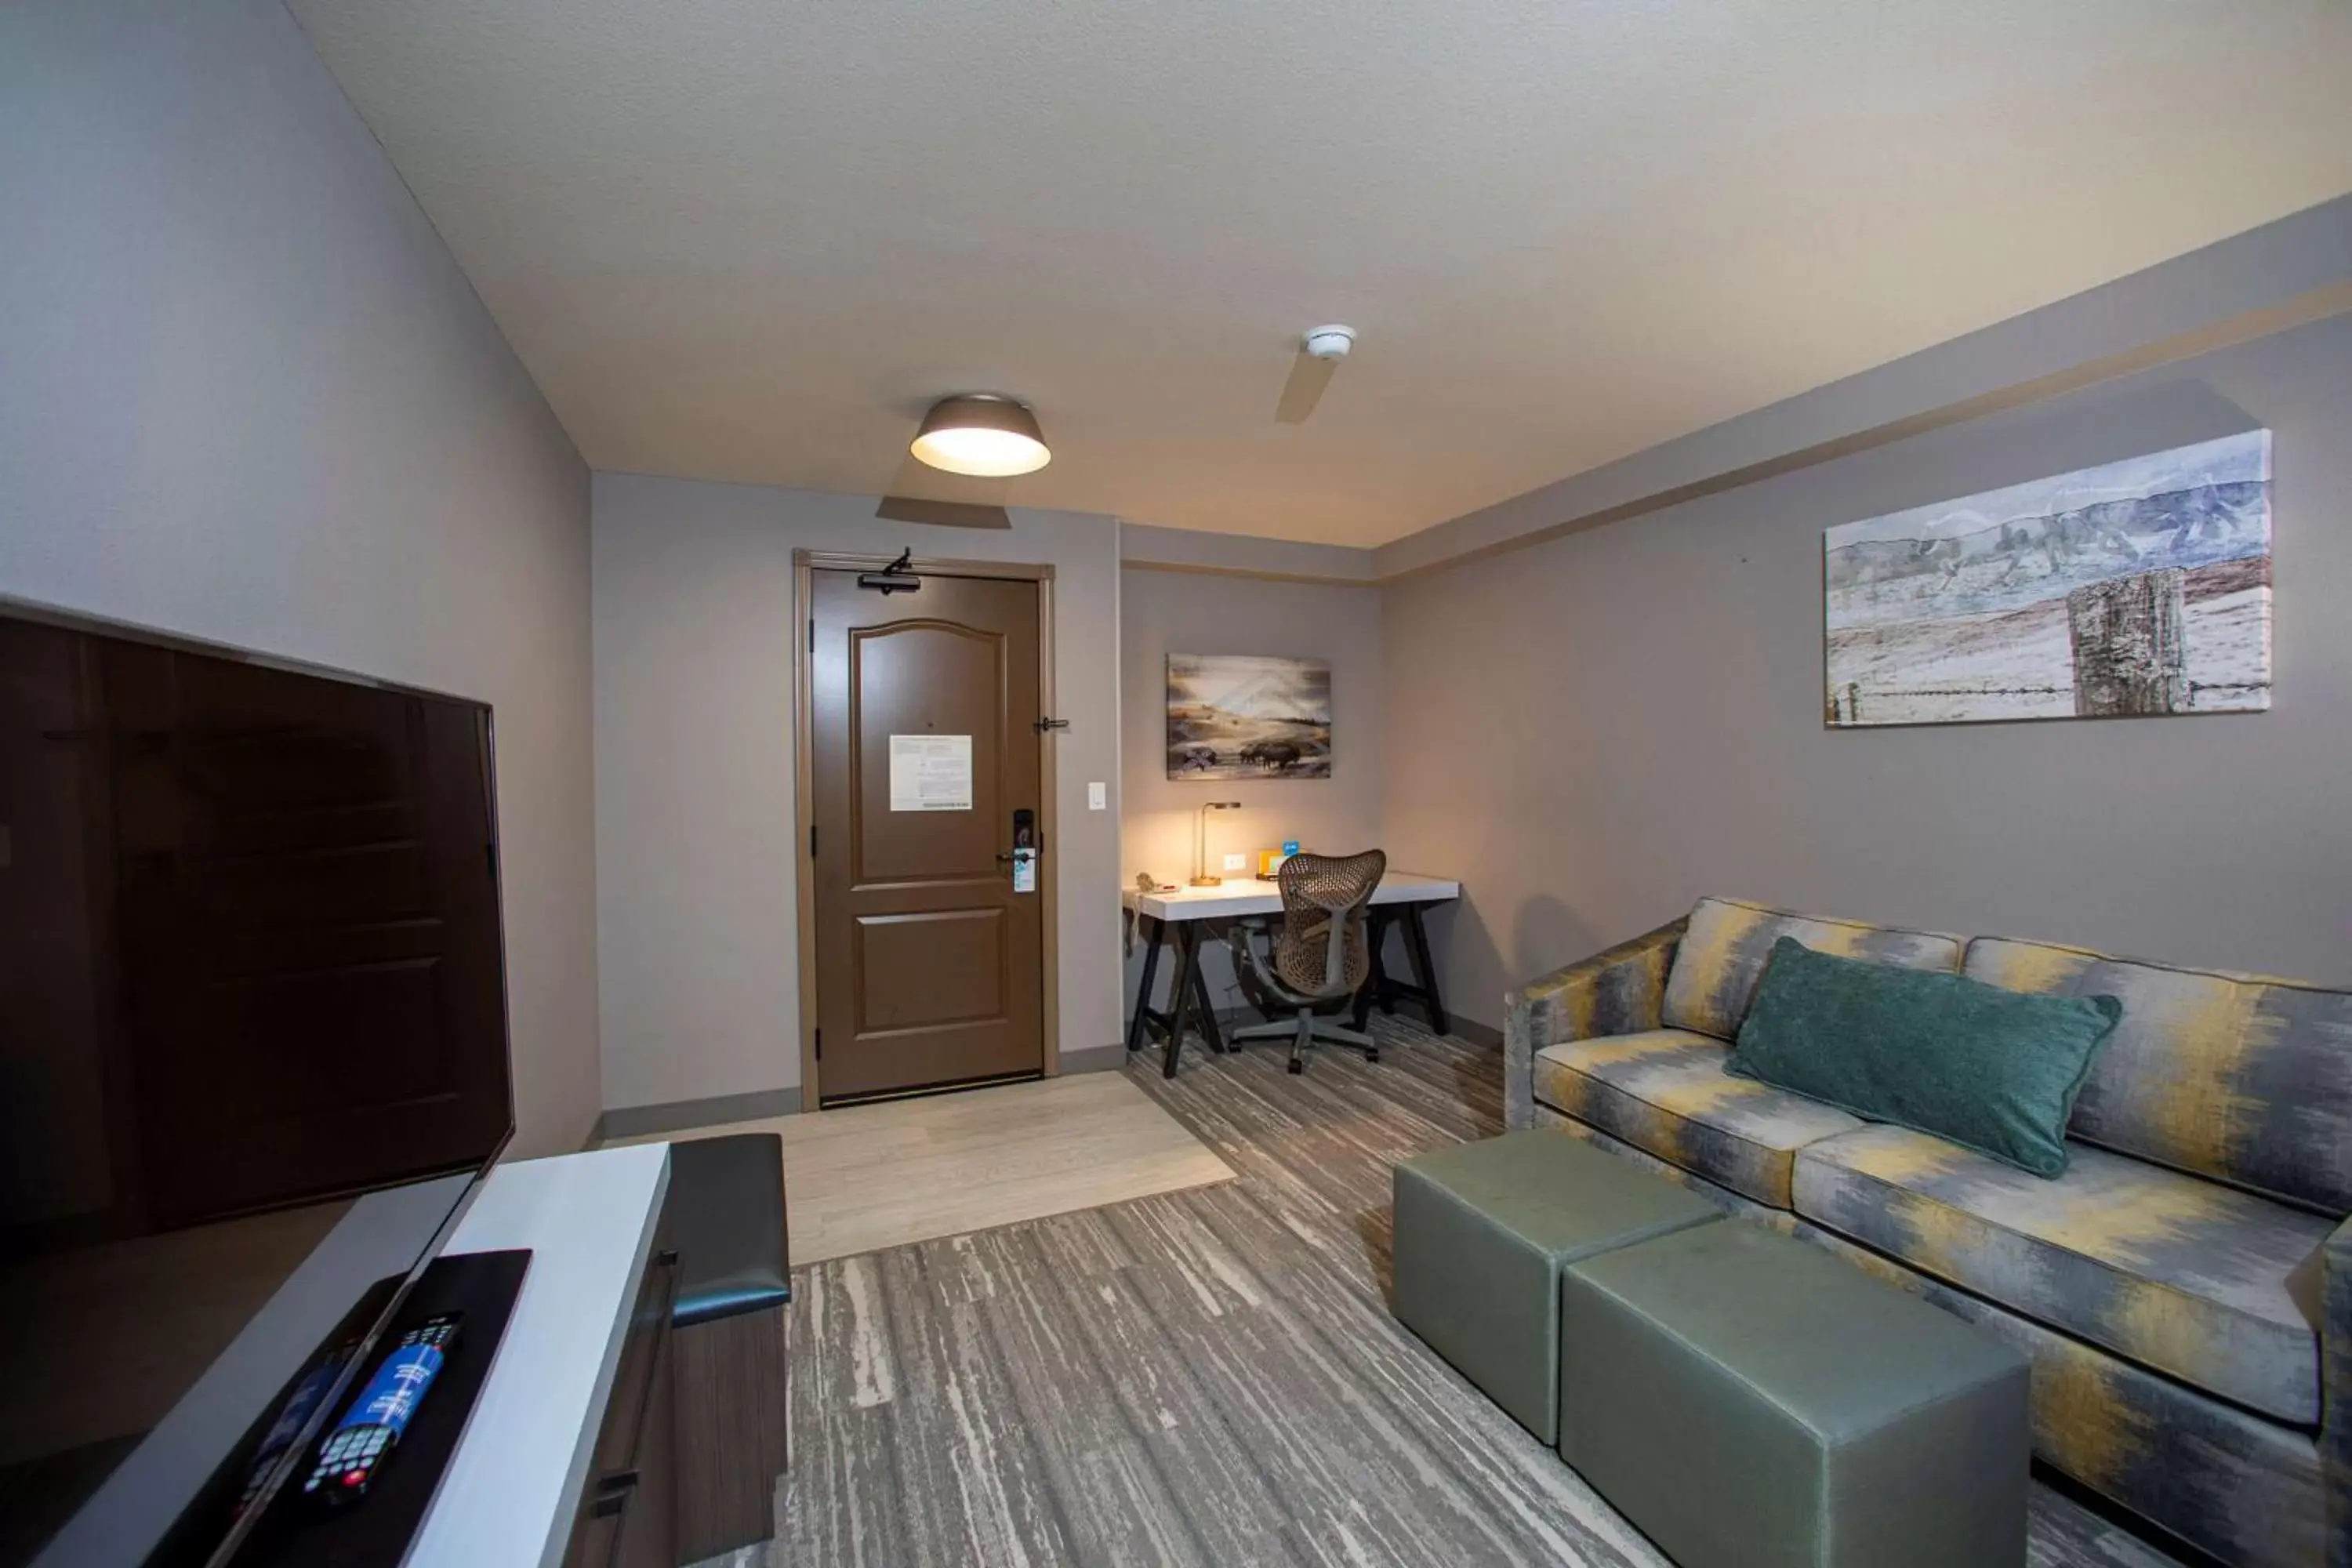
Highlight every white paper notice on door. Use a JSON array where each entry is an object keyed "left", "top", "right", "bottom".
[{"left": 887, "top": 734, "right": 974, "bottom": 811}]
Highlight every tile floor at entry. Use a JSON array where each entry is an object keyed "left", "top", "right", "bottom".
[{"left": 609, "top": 1069, "right": 1235, "bottom": 1265}]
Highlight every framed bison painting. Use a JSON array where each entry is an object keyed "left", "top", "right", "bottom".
[{"left": 1167, "top": 654, "right": 1332, "bottom": 779}]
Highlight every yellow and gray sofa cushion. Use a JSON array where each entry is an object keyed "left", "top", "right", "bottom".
[
  {"left": 1799, "top": 1216, "right": 2330, "bottom": 1568},
  {"left": 1966, "top": 937, "right": 2352, "bottom": 1214},
  {"left": 1532, "top": 1029, "right": 1864, "bottom": 1207},
  {"left": 1792, "top": 1124, "right": 2332, "bottom": 1425},
  {"left": 1660, "top": 895, "right": 1962, "bottom": 1041}
]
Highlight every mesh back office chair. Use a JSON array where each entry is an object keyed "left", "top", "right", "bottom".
[{"left": 1226, "top": 849, "right": 1386, "bottom": 1074}]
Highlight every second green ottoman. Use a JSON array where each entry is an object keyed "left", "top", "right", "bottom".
[
  {"left": 1561, "top": 1221, "right": 2031, "bottom": 1568},
  {"left": 1392, "top": 1130, "right": 1720, "bottom": 1442}
]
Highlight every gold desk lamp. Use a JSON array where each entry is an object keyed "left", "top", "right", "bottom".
[{"left": 1191, "top": 800, "right": 1243, "bottom": 887}]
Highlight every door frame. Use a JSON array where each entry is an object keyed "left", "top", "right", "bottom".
[{"left": 791, "top": 550, "right": 1061, "bottom": 1108}]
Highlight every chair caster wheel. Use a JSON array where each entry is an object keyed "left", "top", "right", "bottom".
[{"left": 1287, "top": 1060, "right": 1304, "bottom": 1075}]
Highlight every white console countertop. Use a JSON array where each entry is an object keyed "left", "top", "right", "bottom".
[{"left": 405, "top": 1142, "right": 671, "bottom": 1568}]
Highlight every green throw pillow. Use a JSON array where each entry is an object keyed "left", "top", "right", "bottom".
[{"left": 1726, "top": 937, "right": 2122, "bottom": 1178}]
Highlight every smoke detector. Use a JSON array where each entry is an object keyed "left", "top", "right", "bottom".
[{"left": 1302, "top": 325, "right": 1356, "bottom": 361}]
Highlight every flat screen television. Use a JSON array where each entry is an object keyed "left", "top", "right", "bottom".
[{"left": 0, "top": 603, "right": 515, "bottom": 1566}]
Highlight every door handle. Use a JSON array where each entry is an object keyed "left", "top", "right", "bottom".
[{"left": 590, "top": 1468, "right": 639, "bottom": 1516}]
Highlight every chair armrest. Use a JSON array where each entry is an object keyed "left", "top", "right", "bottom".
[
  {"left": 1225, "top": 916, "right": 1287, "bottom": 1000},
  {"left": 1501, "top": 916, "right": 1686, "bottom": 1131},
  {"left": 2325, "top": 1212, "right": 2352, "bottom": 1562}
]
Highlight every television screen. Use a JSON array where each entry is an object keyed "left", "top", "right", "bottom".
[{"left": 0, "top": 605, "right": 514, "bottom": 1566}]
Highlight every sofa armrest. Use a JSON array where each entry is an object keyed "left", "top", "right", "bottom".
[
  {"left": 1501, "top": 916, "right": 1686, "bottom": 1131},
  {"left": 2326, "top": 1212, "right": 2352, "bottom": 1564}
]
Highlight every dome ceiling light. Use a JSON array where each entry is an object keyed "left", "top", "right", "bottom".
[{"left": 909, "top": 394, "right": 1051, "bottom": 477}]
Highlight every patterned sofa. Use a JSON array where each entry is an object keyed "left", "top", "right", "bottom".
[{"left": 1503, "top": 895, "right": 2352, "bottom": 1568}]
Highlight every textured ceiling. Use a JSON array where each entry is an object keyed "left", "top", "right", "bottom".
[{"left": 289, "top": 0, "right": 2352, "bottom": 546}]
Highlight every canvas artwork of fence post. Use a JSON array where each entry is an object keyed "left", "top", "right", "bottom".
[
  {"left": 1167, "top": 654, "right": 1332, "bottom": 779},
  {"left": 1824, "top": 430, "right": 2272, "bottom": 727}
]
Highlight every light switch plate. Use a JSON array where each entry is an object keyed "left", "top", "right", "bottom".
[
  {"left": 1087, "top": 781, "right": 1106, "bottom": 811},
  {"left": 1222, "top": 852, "right": 1249, "bottom": 872}
]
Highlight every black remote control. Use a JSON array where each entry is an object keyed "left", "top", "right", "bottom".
[{"left": 301, "top": 1314, "right": 462, "bottom": 1505}]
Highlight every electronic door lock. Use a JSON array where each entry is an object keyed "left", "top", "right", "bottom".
[{"left": 1010, "top": 808, "right": 1038, "bottom": 894}]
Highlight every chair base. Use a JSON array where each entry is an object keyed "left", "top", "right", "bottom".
[{"left": 1231, "top": 1008, "right": 1378, "bottom": 1073}]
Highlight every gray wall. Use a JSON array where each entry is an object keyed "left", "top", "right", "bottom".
[
  {"left": 1384, "top": 313, "right": 2352, "bottom": 1032},
  {"left": 1120, "top": 522, "right": 1377, "bottom": 583},
  {"left": 0, "top": 0, "right": 601, "bottom": 1156},
  {"left": 1120, "top": 567, "right": 1385, "bottom": 1013},
  {"left": 591, "top": 474, "right": 1123, "bottom": 1110}
]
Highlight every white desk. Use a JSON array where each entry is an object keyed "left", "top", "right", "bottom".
[
  {"left": 1122, "top": 872, "right": 1461, "bottom": 1073},
  {"left": 1122, "top": 871, "right": 1461, "bottom": 924},
  {"left": 405, "top": 1144, "right": 671, "bottom": 1568}
]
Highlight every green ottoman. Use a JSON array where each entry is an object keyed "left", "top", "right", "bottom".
[
  {"left": 1560, "top": 1222, "right": 2030, "bottom": 1568},
  {"left": 1392, "top": 1130, "right": 1720, "bottom": 1443}
]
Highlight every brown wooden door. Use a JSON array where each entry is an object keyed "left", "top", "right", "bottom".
[{"left": 809, "top": 568, "right": 1046, "bottom": 1103}]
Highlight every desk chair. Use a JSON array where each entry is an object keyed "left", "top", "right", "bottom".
[{"left": 1227, "top": 849, "right": 1386, "bottom": 1074}]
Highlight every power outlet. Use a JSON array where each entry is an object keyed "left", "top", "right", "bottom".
[{"left": 1222, "top": 852, "right": 1249, "bottom": 873}]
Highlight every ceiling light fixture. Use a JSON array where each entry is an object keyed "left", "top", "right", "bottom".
[{"left": 909, "top": 394, "right": 1051, "bottom": 477}]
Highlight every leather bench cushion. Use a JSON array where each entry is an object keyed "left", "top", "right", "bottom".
[
  {"left": 1391, "top": 1130, "right": 1719, "bottom": 1443},
  {"left": 1660, "top": 895, "right": 1962, "bottom": 1042},
  {"left": 666, "top": 1134, "right": 792, "bottom": 1327},
  {"left": 1794, "top": 1124, "right": 2328, "bottom": 1425},
  {"left": 1560, "top": 1221, "right": 2029, "bottom": 1568},
  {"left": 1965, "top": 937, "right": 2352, "bottom": 1214},
  {"left": 1533, "top": 1029, "right": 1864, "bottom": 1207}
]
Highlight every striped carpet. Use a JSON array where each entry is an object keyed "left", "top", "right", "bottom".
[{"left": 737, "top": 1018, "right": 2178, "bottom": 1567}]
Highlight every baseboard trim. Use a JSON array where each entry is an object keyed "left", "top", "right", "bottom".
[
  {"left": 1060, "top": 1043, "right": 1127, "bottom": 1076},
  {"left": 1450, "top": 1015, "right": 1502, "bottom": 1048},
  {"left": 593, "top": 1085, "right": 804, "bottom": 1145},
  {"left": 604, "top": 1014, "right": 1503, "bottom": 1144}
]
